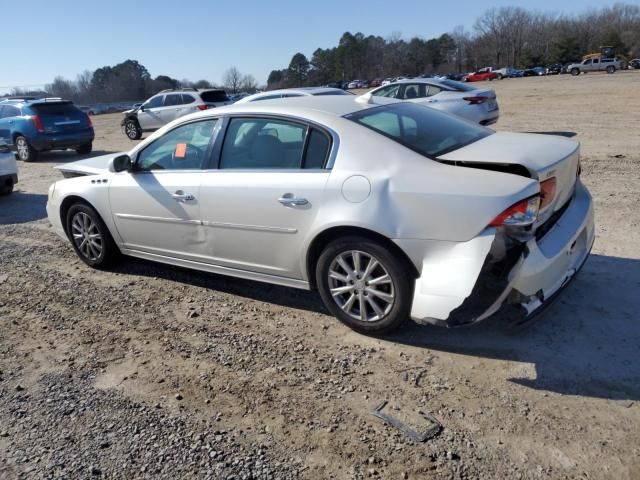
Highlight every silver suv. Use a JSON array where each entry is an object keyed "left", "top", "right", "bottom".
[
  {"left": 568, "top": 57, "right": 624, "bottom": 76},
  {"left": 121, "top": 88, "right": 231, "bottom": 140}
]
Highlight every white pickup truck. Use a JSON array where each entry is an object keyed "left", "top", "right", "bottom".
[
  {"left": 0, "top": 139, "right": 17, "bottom": 195},
  {"left": 567, "top": 57, "right": 625, "bottom": 75}
]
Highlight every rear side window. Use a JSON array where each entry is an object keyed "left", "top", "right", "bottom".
[
  {"left": 200, "top": 90, "right": 230, "bottom": 103},
  {"left": 182, "top": 94, "right": 196, "bottom": 104},
  {"left": 347, "top": 103, "right": 492, "bottom": 158},
  {"left": 372, "top": 85, "right": 400, "bottom": 98},
  {"left": 219, "top": 117, "right": 332, "bottom": 170},
  {"left": 304, "top": 129, "right": 331, "bottom": 168},
  {"left": 30, "top": 102, "right": 80, "bottom": 116},
  {"left": 0, "top": 105, "right": 20, "bottom": 118},
  {"left": 164, "top": 94, "right": 183, "bottom": 106}
]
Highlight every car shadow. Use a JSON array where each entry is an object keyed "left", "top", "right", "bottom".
[
  {"left": 109, "top": 253, "right": 640, "bottom": 401},
  {"left": 0, "top": 192, "right": 48, "bottom": 224},
  {"left": 385, "top": 253, "right": 640, "bottom": 401}
]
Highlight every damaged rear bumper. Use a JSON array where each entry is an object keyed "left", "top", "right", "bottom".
[{"left": 407, "top": 179, "right": 595, "bottom": 327}]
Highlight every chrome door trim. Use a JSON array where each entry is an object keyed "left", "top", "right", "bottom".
[
  {"left": 202, "top": 220, "right": 297, "bottom": 234},
  {"left": 115, "top": 213, "right": 201, "bottom": 225},
  {"left": 115, "top": 213, "right": 297, "bottom": 234}
]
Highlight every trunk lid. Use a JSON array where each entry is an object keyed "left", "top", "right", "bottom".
[
  {"left": 438, "top": 132, "right": 580, "bottom": 224},
  {"left": 30, "top": 102, "right": 91, "bottom": 133}
]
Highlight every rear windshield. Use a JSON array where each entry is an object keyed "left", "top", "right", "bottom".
[
  {"left": 440, "top": 79, "right": 477, "bottom": 92},
  {"left": 30, "top": 102, "right": 80, "bottom": 116},
  {"left": 313, "top": 90, "right": 352, "bottom": 96},
  {"left": 346, "top": 103, "right": 492, "bottom": 158},
  {"left": 200, "top": 90, "right": 230, "bottom": 103}
]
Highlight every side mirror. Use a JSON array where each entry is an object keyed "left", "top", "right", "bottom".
[
  {"left": 139, "top": 105, "right": 145, "bottom": 111},
  {"left": 109, "top": 154, "right": 133, "bottom": 173}
]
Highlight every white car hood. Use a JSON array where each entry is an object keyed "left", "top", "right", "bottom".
[{"left": 55, "top": 152, "right": 122, "bottom": 176}]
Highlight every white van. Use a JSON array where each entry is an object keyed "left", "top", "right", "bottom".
[{"left": 0, "top": 138, "right": 17, "bottom": 195}]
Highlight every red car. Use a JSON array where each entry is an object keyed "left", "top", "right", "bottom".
[{"left": 464, "top": 71, "right": 498, "bottom": 82}]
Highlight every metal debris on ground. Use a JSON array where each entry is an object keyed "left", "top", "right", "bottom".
[{"left": 371, "top": 401, "right": 442, "bottom": 442}]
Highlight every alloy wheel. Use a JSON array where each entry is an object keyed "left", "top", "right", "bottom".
[
  {"left": 327, "top": 250, "right": 395, "bottom": 322},
  {"left": 16, "top": 137, "right": 28, "bottom": 160},
  {"left": 71, "top": 212, "right": 103, "bottom": 261},
  {"left": 125, "top": 121, "right": 138, "bottom": 139}
]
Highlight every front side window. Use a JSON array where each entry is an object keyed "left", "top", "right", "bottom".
[
  {"left": 219, "top": 117, "right": 331, "bottom": 169},
  {"left": 137, "top": 119, "right": 217, "bottom": 171},
  {"left": 371, "top": 85, "right": 400, "bottom": 98},
  {"left": 347, "top": 103, "right": 492, "bottom": 158},
  {"left": 144, "top": 95, "right": 164, "bottom": 109}
]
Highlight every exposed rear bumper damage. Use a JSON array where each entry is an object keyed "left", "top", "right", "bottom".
[{"left": 409, "top": 180, "right": 594, "bottom": 327}]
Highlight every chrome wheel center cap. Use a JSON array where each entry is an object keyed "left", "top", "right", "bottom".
[{"left": 355, "top": 280, "right": 365, "bottom": 291}]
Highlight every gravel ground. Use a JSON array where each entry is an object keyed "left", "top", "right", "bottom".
[{"left": 1, "top": 71, "right": 639, "bottom": 479}]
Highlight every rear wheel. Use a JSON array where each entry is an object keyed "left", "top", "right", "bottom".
[
  {"left": 15, "top": 136, "right": 38, "bottom": 162},
  {"left": 571, "top": 68, "right": 580, "bottom": 76},
  {"left": 66, "top": 203, "right": 119, "bottom": 268},
  {"left": 124, "top": 119, "right": 142, "bottom": 140},
  {"left": 606, "top": 65, "right": 616, "bottom": 74},
  {"left": 316, "top": 236, "right": 413, "bottom": 335},
  {"left": 76, "top": 142, "right": 92, "bottom": 155},
  {"left": 0, "top": 178, "right": 13, "bottom": 196}
]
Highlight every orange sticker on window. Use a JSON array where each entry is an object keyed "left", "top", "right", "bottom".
[{"left": 175, "top": 143, "right": 187, "bottom": 158}]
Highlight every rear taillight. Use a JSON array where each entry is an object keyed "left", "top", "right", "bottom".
[
  {"left": 463, "top": 96, "right": 489, "bottom": 105},
  {"left": 539, "top": 177, "right": 556, "bottom": 211},
  {"left": 489, "top": 195, "right": 540, "bottom": 227},
  {"left": 197, "top": 105, "right": 209, "bottom": 111},
  {"left": 86, "top": 113, "right": 93, "bottom": 128},
  {"left": 31, "top": 115, "right": 44, "bottom": 132}
]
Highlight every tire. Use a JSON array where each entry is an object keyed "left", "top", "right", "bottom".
[
  {"left": 76, "top": 142, "right": 92, "bottom": 155},
  {"left": 606, "top": 66, "right": 615, "bottom": 74},
  {"left": 15, "top": 135, "right": 38, "bottom": 162},
  {"left": 124, "top": 119, "right": 142, "bottom": 140},
  {"left": 496, "top": 74, "right": 503, "bottom": 80},
  {"left": 315, "top": 236, "right": 413, "bottom": 335},
  {"left": 0, "top": 178, "right": 13, "bottom": 196},
  {"left": 571, "top": 68, "right": 580, "bottom": 76},
  {"left": 66, "top": 203, "right": 119, "bottom": 269}
]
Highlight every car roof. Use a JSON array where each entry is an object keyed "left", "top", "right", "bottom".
[{"left": 195, "top": 95, "right": 397, "bottom": 121}]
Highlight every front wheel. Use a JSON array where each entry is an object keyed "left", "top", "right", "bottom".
[
  {"left": 316, "top": 236, "right": 413, "bottom": 335},
  {"left": 124, "top": 119, "right": 142, "bottom": 140},
  {"left": 606, "top": 66, "right": 615, "bottom": 74},
  {"left": 571, "top": 68, "right": 580, "bottom": 76},
  {"left": 15, "top": 136, "right": 38, "bottom": 162},
  {"left": 0, "top": 178, "right": 14, "bottom": 196},
  {"left": 66, "top": 203, "right": 119, "bottom": 268}
]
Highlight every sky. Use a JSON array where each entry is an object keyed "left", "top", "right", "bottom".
[{"left": 1, "top": 0, "right": 629, "bottom": 92}]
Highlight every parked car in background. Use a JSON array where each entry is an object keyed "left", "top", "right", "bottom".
[
  {"left": 235, "top": 87, "right": 353, "bottom": 104},
  {"left": 629, "top": 59, "right": 640, "bottom": 69},
  {"left": 546, "top": 64, "right": 563, "bottom": 74},
  {"left": 78, "top": 106, "right": 95, "bottom": 116},
  {"left": 0, "top": 98, "right": 94, "bottom": 162},
  {"left": 47, "top": 96, "right": 594, "bottom": 335},
  {"left": 523, "top": 67, "right": 547, "bottom": 76},
  {"left": 347, "top": 80, "right": 361, "bottom": 89},
  {"left": 325, "top": 81, "right": 343, "bottom": 89},
  {"left": 464, "top": 71, "right": 498, "bottom": 82},
  {"left": 0, "top": 138, "right": 17, "bottom": 195},
  {"left": 567, "top": 57, "right": 624, "bottom": 75},
  {"left": 381, "top": 78, "right": 395, "bottom": 86},
  {"left": 363, "top": 78, "right": 499, "bottom": 125},
  {"left": 369, "top": 78, "right": 383, "bottom": 87},
  {"left": 121, "top": 88, "right": 231, "bottom": 140}
]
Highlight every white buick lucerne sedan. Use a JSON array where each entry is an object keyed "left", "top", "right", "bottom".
[{"left": 46, "top": 96, "right": 594, "bottom": 334}]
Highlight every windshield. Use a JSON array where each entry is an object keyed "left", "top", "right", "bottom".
[{"left": 346, "top": 103, "right": 492, "bottom": 158}]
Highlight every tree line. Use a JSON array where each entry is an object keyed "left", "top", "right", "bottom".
[
  {"left": 267, "top": 3, "right": 640, "bottom": 89},
  {"left": 4, "top": 61, "right": 258, "bottom": 104}
]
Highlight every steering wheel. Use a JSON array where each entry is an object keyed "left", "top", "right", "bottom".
[{"left": 170, "top": 143, "right": 204, "bottom": 169}]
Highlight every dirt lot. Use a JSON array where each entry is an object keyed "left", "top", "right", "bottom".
[{"left": 1, "top": 71, "right": 639, "bottom": 479}]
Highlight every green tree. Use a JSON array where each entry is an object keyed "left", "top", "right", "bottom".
[{"left": 288, "top": 53, "right": 310, "bottom": 86}]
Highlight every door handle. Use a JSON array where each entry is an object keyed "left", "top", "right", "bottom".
[
  {"left": 278, "top": 193, "right": 308, "bottom": 206},
  {"left": 172, "top": 190, "right": 195, "bottom": 202}
]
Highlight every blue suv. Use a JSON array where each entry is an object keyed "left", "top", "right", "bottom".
[{"left": 0, "top": 98, "right": 94, "bottom": 162}]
